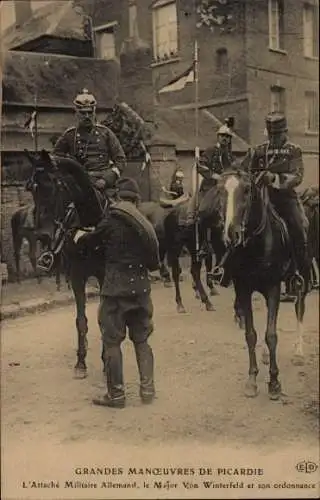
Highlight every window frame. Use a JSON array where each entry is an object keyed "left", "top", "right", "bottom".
[
  {"left": 270, "top": 85, "right": 286, "bottom": 113},
  {"left": 152, "top": 0, "right": 178, "bottom": 62},
  {"left": 94, "top": 21, "right": 117, "bottom": 60},
  {"left": 303, "top": 2, "right": 319, "bottom": 59},
  {"left": 305, "top": 90, "right": 319, "bottom": 133},
  {"left": 268, "top": 0, "right": 286, "bottom": 52}
]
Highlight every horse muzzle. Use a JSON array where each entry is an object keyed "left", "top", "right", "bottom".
[{"left": 37, "top": 251, "right": 54, "bottom": 272}]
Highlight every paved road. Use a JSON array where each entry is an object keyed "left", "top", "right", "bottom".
[{"left": 2, "top": 280, "right": 319, "bottom": 499}]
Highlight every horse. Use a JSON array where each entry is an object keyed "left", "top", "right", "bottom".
[
  {"left": 25, "top": 149, "right": 107, "bottom": 379},
  {"left": 10, "top": 205, "right": 67, "bottom": 289},
  {"left": 200, "top": 167, "right": 311, "bottom": 400},
  {"left": 162, "top": 199, "right": 224, "bottom": 313}
]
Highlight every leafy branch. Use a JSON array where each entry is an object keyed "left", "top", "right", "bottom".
[{"left": 196, "top": 0, "right": 235, "bottom": 32}]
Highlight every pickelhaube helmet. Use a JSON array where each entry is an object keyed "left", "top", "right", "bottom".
[
  {"left": 217, "top": 124, "right": 233, "bottom": 137},
  {"left": 73, "top": 88, "right": 97, "bottom": 111},
  {"left": 265, "top": 111, "right": 288, "bottom": 134}
]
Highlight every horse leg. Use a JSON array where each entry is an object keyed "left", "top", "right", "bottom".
[
  {"left": 239, "top": 287, "right": 259, "bottom": 398},
  {"left": 29, "top": 238, "right": 42, "bottom": 284},
  {"left": 159, "top": 244, "right": 171, "bottom": 287},
  {"left": 205, "top": 253, "right": 219, "bottom": 297},
  {"left": 233, "top": 292, "right": 245, "bottom": 330},
  {"left": 169, "top": 249, "right": 186, "bottom": 313},
  {"left": 291, "top": 273, "right": 309, "bottom": 366},
  {"left": 71, "top": 269, "right": 89, "bottom": 379},
  {"left": 264, "top": 284, "right": 282, "bottom": 399},
  {"left": 13, "top": 235, "right": 22, "bottom": 283},
  {"left": 190, "top": 256, "right": 215, "bottom": 312}
]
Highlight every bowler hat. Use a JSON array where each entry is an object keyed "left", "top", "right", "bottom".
[
  {"left": 265, "top": 112, "right": 288, "bottom": 133},
  {"left": 116, "top": 177, "right": 141, "bottom": 201}
]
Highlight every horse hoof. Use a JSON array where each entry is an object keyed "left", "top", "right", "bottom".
[
  {"left": 244, "top": 383, "right": 258, "bottom": 398},
  {"left": 268, "top": 381, "right": 282, "bottom": 400},
  {"left": 177, "top": 305, "right": 186, "bottom": 313},
  {"left": 209, "top": 287, "right": 219, "bottom": 296},
  {"left": 74, "top": 367, "right": 88, "bottom": 379},
  {"left": 205, "top": 302, "right": 215, "bottom": 312},
  {"left": 234, "top": 315, "right": 245, "bottom": 330},
  {"left": 291, "top": 354, "right": 305, "bottom": 366}
]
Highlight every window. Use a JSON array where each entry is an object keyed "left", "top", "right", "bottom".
[
  {"left": 270, "top": 86, "right": 286, "bottom": 112},
  {"left": 152, "top": 1, "right": 178, "bottom": 61},
  {"left": 305, "top": 91, "right": 319, "bottom": 131},
  {"left": 268, "top": 0, "right": 285, "bottom": 50},
  {"left": 303, "top": 3, "right": 319, "bottom": 58},
  {"left": 216, "top": 48, "right": 229, "bottom": 73},
  {"left": 94, "top": 23, "right": 117, "bottom": 60},
  {"left": 129, "top": 1, "right": 138, "bottom": 38}
]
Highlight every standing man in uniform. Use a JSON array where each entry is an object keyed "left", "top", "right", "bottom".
[
  {"left": 53, "top": 89, "right": 126, "bottom": 195},
  {"left": 242, "top": 111, "right": 309, "bottom": 281},
  {"left": 76, "top": 177, "right": 159, "bottom": 409}
]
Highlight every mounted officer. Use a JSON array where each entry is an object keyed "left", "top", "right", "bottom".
[
  {"left": 53, "top": 89, "right": 126, "bottom": 196},
  {"left": 242, "top": 111, "right": 309, "bottom": 281},
  {"left": 186, "top": 121, "right": 234, "bottom": 225}
]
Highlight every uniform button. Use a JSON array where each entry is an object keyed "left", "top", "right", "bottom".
[
  {"left": 76, "top": 133, "right": 80, "bottom": 137},
  {"left": 132, "top": 290, "right": 136, "bottom": 294},
  {"left": 130, "top": 278, "right": 134, "bottom": 282},
  {"left": 95, "top": 131, "right": 99, "bottom": 135},
  {"left": 129, "top": 264, "right": 133, "bottom": 269},
  {"left": 139, "top": 264, "right": 143, "bottom": 268},
  {"left": 97, "top": 139, "right": 100, "bottom": 143},
  {"left": 143, "top": 289, "right": 147, "bottom": 292},
  {"left": 100, "top": 155, "right": 103, "bottom": 159}
]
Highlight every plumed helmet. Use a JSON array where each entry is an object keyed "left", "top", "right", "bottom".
[
  {"left": 265, "top": 112, "right": 288, "bottom": 134},
  {"left": 116, "top": 177, "right": 141, "bottom": 201},
  {"left": 217, "top": 124, "right": 233, "bottom": 137},
  {"left": 73, "top": 88, "right": 97, "bottom": 111}
]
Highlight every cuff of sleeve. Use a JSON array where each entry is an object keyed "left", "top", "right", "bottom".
[
  {"left": 111, "top": 167, "right": 121, "bottom": 178},
  {"left": 271, "top": 173, "right": 281, "bottom": 189}
]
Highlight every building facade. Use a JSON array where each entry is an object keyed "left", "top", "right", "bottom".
[{"left": 84, "top": 0, "right": 318, "bottom": 185}]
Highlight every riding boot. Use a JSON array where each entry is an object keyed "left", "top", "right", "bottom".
[
  {"left": 134, "top": 341, "right": 155, "bottom": 404},
  {"left": 93, "top": 345, "right": 125, "bottom": 408}
]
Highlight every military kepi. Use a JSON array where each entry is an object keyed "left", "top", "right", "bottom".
[{"left": 265, "top": 112, "right": 288, "bottom": 133}]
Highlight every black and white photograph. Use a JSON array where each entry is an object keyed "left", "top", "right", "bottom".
[{"left": 0, "top": 0, "right": 319, "bottom": 499}]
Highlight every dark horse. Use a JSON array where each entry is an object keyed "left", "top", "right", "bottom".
[
  {"left": 162, "top": 200, "right": 223, "bottom": 313},
  {"left": 200, "top": 168, "right": 311, "bottom": 399},
  {"left": 10, "top": 205, "right": 67, "bottom": 289},
  {"left": 25, "top": 150, "right": 107, "bottom": 379}
]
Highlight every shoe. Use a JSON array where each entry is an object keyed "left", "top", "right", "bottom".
[
  {"left": 92, "top": 393, "right": 126, "bottom": 409},
  {"left": 140, "top": 390, "right": 155, "bottom": 405}
]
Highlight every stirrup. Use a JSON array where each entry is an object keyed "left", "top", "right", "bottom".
[
  {"left": 211, "top": 266, "right": 225, "bottom": 285},
  {"left": 37, "top": 251, "right": 54, "bottom": 272}
]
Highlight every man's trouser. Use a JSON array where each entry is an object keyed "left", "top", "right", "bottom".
[
  {"left": 269, "top": 189, "right": 309, "bottom": 273},
  {"left": 98, "top": 294, "right": 155, "bottom": 401}
]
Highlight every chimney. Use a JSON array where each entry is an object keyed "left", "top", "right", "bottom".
[{"left": 13, "top": 0, "right": 32, "bottom": 28}]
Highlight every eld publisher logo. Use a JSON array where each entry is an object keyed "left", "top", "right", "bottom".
[{"left": 296, "top": 461, "right": 318, "bottom": 474}]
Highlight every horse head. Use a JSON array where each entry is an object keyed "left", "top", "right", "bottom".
[{"left": 201, "top": 163, "right": 257, "bottom": 248}]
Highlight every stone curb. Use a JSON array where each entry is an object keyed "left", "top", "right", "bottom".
[{"left": 0, "top": 288, "right": 100, "bottom": 322}]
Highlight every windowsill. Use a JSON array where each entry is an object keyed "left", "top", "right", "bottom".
[
  {"left": 268, "top": 47, "right": 287, "bottom": 55},
  {"left": 151, "top": 57, "right": 180, "bottom": 68},
  {"left": 305, "top": 130, "right": 319, "bottom": 136},
  {"left": 304, "top": 55, "right": 319, "bottom": 61}
]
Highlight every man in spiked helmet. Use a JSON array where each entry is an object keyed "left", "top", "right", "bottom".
[
  {"left": 242, "top": 111, "right": 309, "bottom": 281},
  {"left": 186, "top": 117, "right": 235, "bottom": 226},
  {"left": 53, "top": 89, "right": 126, "bottom": 194}
]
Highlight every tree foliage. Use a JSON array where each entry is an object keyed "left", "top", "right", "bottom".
[{"left": 196, "top": 0, "right": 235, "bottom": 32}]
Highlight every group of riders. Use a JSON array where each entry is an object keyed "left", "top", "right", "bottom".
[{"left": 27, "top": 88, "right": 316, "bottom": 408}]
